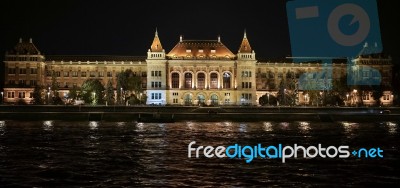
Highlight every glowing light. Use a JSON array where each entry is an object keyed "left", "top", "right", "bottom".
[
  {"left": 89, "top": 121, "right": 99, "bottom": 130},
  {"left": 386, "top": 122, "right": 397, "bottom": 134},
  {"left": 43, "top": 120, "right": 54, "bottom": 131},
  {"left": 298, "top": 121, "right": 311, "bottom": 133},
  {"left": 263, "top": 122, "right": 273, "bottom": 132}
]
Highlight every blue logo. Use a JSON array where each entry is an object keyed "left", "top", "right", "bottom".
[
  {"left": 286, "top": 0, "right": 382, "bottom": 58},
  {"left": 286, "top": 0, "right": 383, "bottom": 88}
]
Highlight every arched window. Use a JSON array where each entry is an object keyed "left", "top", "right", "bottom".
[
  {"left": 223, "top": 72, "right": 231, "bottom": 89},
  {"left": 184, "top": 94, "right": 192, "bottom": 106},
  {"left": 211, "top": 94, "right": 218, "bottom": 105},
  {"left": 171, "top": 73, "right": 179, "bottom": 88},
  {"left": 185, "top": 73, "right": 192, "bottom": 88},
  {"left": 210, "top": 73, "right": 218, "bottom": 89},
  {"left": 197, "top": 94, "right": 205, "bottom": 105},
  {"left": 197, "top": 73, "right": 205, "bottom": 89}
]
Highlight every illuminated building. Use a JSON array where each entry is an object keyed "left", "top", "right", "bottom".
[{"left": 2, "top": 30, "right": 393, "bottom": 106}]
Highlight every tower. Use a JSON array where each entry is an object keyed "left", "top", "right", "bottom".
[
  {"left": 236, "top": 30, "right": 257, "bottom": 105},
  {"left": 146, "top": 28, "right": 168, "bottom": 105}
]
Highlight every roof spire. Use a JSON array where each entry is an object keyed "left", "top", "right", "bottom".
[
  {"left": 238, "top": 29, "right": 252, "bottom": 53},
  {"left": 150, "top": 28, "right": 163, "bottom": 52}
]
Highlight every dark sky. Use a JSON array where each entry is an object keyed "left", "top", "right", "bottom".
[{"left": 0, "top": 1, "right": 397, "bottom": 60}]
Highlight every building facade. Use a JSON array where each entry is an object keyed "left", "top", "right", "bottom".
[{"left": 2, "top": 31, "right": 394, "bottom": 106}]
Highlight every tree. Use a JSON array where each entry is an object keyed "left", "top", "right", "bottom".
[
  {"left": 68, "top": 85, "right": 80, "bottom": 101},
  {"left": 32, "top": 85, "right": 43, "bottom": 105},
  {"left": 81, "top": 79, "right": 105, "bottom": 105},
  {"left": 116, "top": 69, "right": 143, "bottom": 105},
  {"left": 105, "top": 79, "right": 115, "bottom": 105},
  {"left": 371, "top": 85, "right": 383, "bottom": 106}
]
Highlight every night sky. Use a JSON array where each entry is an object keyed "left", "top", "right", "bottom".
[{"left": 0, "top": 0, "right": 398, "bottom": 87}]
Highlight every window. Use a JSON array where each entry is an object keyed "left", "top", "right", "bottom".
[
  {"left": 55, "top": 71, "right": 61, "bottom": 77},
  {"left": 242, "top": 82, "right": 251, "bottom": 88},
  {"left": 186, "top": 49, "right": 191, "bottom": 53},
  {"left": 8, "top": 68, "right": 16, "bottom": 74},
  {"left": 7, "top": 92, "right": 15, "bottom": 98},
  {"left": 19, "top": 80, "right": 26, "bottom": 86},
  {"left": 241, "top": 93, "right": 252, "bottom": 104},
  {"left": 107, "top": 72, "right": 112, "bottom": 77},
  {"left": 197, "top": 73, "right": 205, "bottom": 89},
  {"left": 30, "top": 68, "right": 37, "bottom": 74},
  {"left": 29, "top": 92, "right": 33, "bottom": 98},
  {"left": 241, "top": 71, "right": 252, "bottom": 77},
  {"left": 151, "top": 71, "right": 162, "bottom": 77},
  {"left": 185, "top": 73, "right": 192, "bottom": 88},
  {"left": 211, "top": 49, "right": 216, "bottom": 53},
  {"left": 90, "top": 71, "right": 96, "bottom": 77},
  {"left": 99, "top": 72, "right": 104, "bottom": 77},
  {"left": 173, "top": 98, "right": 178, "bottom": 104},
  {"left": 151, "top": 81, "right": 162, "bottom": 88},
  {"left": 198, "top": 49, "right": 203, "bottom": 53},
  {"left": 81, "top": 71, "right": 87, "bottom": 77},
  {"left": 363, "top": 71, "right": 369, "bottom": 77},
  {"left": 142, "top": 72, "right": 147, "bottom": 77},
  {"left": 64, "top": 71, "right": 69, "bottom": 77},
  {"left": 30, "top": 80, "right": 37, "bottom": 86},
  {"left": 18, "top": 92, "right": 25, "bottom": 98},
  {"left": 210, "top": 73, "right": 218, "bottom": 89},
  {"left": 172, "top": 73, "right": 179, "bottom": 88},
  {"left": 72, "top": 71, "right": 78, "bottom": 77},
  {"left": 223, "top": 72, "right": 231, "bottom": 89},
  {"left": 172, "top": 92, "right": 179, "bottom": 96},
  {"left": 151, "top": 93, "right": 162, "bottom": 100},
  {"left": 383, "top": 95, "right": 390, "bottom": 100},
  {"left": 8, "top": 80, "right": 15, "bottom": 85},
  {"left": 19, "top": 68, "right": 27, "bottom": 74}
]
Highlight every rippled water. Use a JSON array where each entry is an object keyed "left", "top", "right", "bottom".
[{"left": 0, "top": 120, "right": 399, "bottom": 187}]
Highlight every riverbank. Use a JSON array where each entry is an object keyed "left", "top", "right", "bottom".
[{"left": 0, "top": 105, "right": 399, "bottom": 122}]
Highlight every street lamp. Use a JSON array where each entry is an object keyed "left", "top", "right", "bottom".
[
  {"left": 353, "top": 89, "right": 357, "bottom": 106},
  {"left": 1, "top": 91, "right": 3, "bottom": 104},
  {"left": 139, "top": 93, "right": 142, "bottom": 105},
  {"left": 47, "top": 92, "right": 50, "bottom": 104},
  {"left": 346, "top": 94, "right": 349, "bottom": 106},
  {"left": 92, "top": 92, "right": 96, "bottom": 105},
  {"left": 267, "top": 92, "right": 270, "bottom": 106},
  {"left": 120, "top": 87, "right": 123, "bottom": 104}
]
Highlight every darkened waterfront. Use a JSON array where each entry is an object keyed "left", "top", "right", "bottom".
[{"left": 0, "top": 120, "right": 399, "bottom": 187}]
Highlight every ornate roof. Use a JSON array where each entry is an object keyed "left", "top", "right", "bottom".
[
  {"left": 150, "top": 28, "right": 163, "bottom": 52},
  {"left": 238, "top": 30, "right": 252, "bottom": 53},
  {"left": 167, "top": 36, "right": 235, "bottom": 59},
  {"left": 8, "top": 38, "right": 41, "bottom": 55}
]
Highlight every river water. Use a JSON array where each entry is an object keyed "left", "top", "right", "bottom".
[{"left": 0, "top": 120, "right": 399, "bottom": 187}]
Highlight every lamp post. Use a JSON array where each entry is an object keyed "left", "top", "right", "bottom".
[
  {"left": 346, "top": 94, "right": 349, "bottom": 106},
  {"left": 353, "top": 89, "right": 357, "bottom": 107},
  {"left": 139, "top": 93, "right": 142, "bottom": 105},
  {"left": 120, "top": 87, "right": 123, "bottom": 105},
  {"left": 47, "top": 92, "right": 50, "bottom": 105},
  {"left": 92, "top": 92, "right": 96, "bottom": 105},
  {"left": 267, "top": 92, "right": 270, "bottom": 106},
  {"left": 1, "top": 92, "right": 3, "bottom": 104}
]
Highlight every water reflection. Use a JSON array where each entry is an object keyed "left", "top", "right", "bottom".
[
  {"left": 263, "top": 122, "right": 273, "bottom": 132},
  {"left": 116, "top": 122, "right": 126, "bottom": 127},
  {"left": 385, "top": 122, "right": 397, "bottom": 134},
  {"left": 340, "top": 122, "right": 359, "bottom": 138},
  {"left": 279, "top": 122, "right": 290, "bottom": 130},
  {"left": 298, "top": 121, "right": 311, "bottom": 133},
  {"left": 0, "top": 121, "right": 5, "bottom": 135},
  {"left": 42, "top": 120, "right": 54, "bottom": 131},
  {"left": 239, "top": 123, "right": 247, "bottom": 132},
  {"left": 89, "top": 121, "right": 99, "bottom": 130}
]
